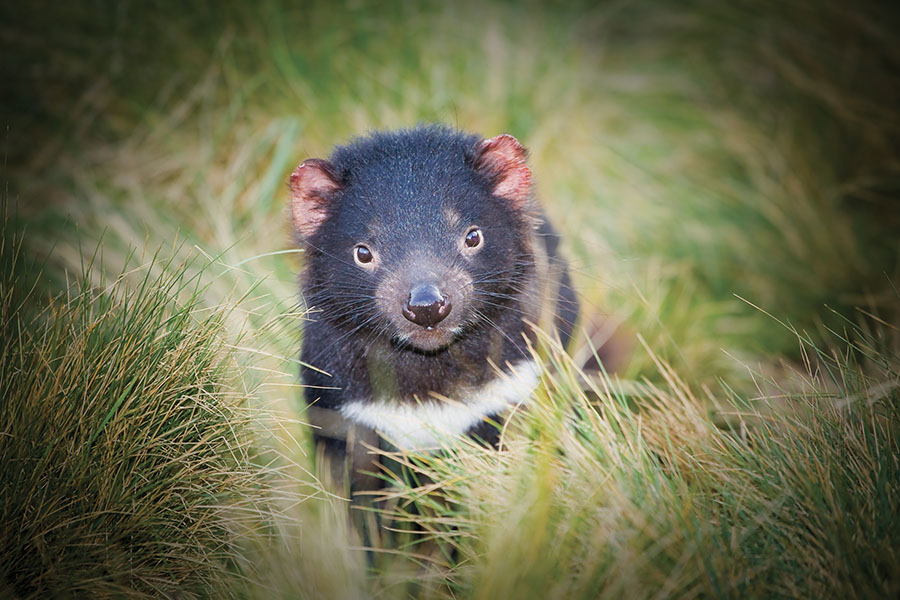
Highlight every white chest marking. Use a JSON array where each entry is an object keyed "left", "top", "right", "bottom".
[{"left": 340, "top": 360, "right": 540, "bottom": 451}]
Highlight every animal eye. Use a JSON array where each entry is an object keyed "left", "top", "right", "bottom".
[
  {"left": 464, "top": 227, "right": 483, "bottom": 249},
  {"left": 354, "top": 245, "right": 374, "bottom": 266}
]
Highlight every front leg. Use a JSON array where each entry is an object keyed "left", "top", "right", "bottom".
[{"left": 306, "top": 405, "right": 383, "bottom": 494}]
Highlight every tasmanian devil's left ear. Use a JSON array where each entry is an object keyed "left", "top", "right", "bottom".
[
  {"left": 289, "top": 158, "right": 342, "bottom": 238},
  {"left": 473, "top": 134, "right": 532, "bottom": 208}
]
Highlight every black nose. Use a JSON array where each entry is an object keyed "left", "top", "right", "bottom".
[{"left": 402, "top": 284, "right": 451, "bottom": 328}]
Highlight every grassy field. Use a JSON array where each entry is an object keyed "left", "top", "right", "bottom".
[{"left": 2, "top": 0, "right": 899, "bottom": 597}]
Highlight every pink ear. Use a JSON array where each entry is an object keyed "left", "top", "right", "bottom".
[
  {"left": 289, "top": 159, "right": 342, "bottom": 238},
  {"left": 474, "top": 134, "right": 532, "bottom": 208}
]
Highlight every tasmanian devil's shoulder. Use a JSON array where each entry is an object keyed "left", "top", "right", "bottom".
[{"left": 289, "top": 124, "right": 578, "bottom": 456}]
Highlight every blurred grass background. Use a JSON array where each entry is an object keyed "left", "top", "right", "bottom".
[{"left": 2, "top": 0, "right": 899, "bottom": 598}]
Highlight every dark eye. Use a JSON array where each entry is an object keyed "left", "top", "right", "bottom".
[
  {"left": 464, "top": 227, "right": 483, "bottom": 249},
  {"left": 354, "top": 245, "right": 374, "bottom": 265}
]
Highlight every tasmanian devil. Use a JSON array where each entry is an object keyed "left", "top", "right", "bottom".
[{"left": 288, "top": 125, "right": 579, "bottom": 489}]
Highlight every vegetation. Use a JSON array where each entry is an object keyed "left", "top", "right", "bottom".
[
  {"left": 2, "top": 0, "right": 898, "bottom": 597},
  {"left": 0, "top": 232, "right": 263, "bottom": 597}
]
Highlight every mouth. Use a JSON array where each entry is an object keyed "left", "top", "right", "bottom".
[{"left": 395, "top": 325, "right": 460, "bottom": 352}]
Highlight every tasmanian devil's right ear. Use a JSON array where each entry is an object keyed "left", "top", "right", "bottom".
[
  {"left": 473, "top": 134, "right": 532, "bottom": 209},
  {"left": 289, "top": 158, "right": 342, "bottom": 238}
]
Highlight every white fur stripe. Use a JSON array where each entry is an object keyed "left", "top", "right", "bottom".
[{"left": 341, "top": 360, "right": 540, "bottom": 451}]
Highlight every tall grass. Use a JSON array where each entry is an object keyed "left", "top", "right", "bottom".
[
  {"left": 0, "top": 225, "right": 280, "bottom": 598},
  {"left": 366, "top": 326, "right": 900, "bottom": 598},
  {"left": 3, "top": 0, "right": 900, "bottom": 597}
]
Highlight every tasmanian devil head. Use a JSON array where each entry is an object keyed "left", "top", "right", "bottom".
[{"left": 289, "top": 125, "right": 537, "bottom": 353}]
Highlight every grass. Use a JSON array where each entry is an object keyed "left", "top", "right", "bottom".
[
  {"left": 2, "top": 0, "right": 900, "bottom": 597},
  {"left": 365, "top": 327, "right": 900, "bottom": 598},
  {"left": 0, "top": 228, "right": 265, "bottom": 597}
]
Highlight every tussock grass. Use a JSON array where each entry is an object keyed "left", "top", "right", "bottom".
[
  {"left": 0, "top": 227, "right": 277, "bottom": 598},
  {"left": 3, "top": 0, "right": 900, "bottom": 597},
  {"left": 368, "top": 325, "right": 900, "bottom": 599}
]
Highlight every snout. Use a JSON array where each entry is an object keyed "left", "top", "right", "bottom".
[
  {"left": 376, "top": 261, "right": 471, "bottom": 351},
  {"left": 402, "top": 284, "right": 451, "bottom": 328}
]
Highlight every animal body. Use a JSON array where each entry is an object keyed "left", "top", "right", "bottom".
[{"left": 288, "top": 125, "right": 578, "bottom": 489}]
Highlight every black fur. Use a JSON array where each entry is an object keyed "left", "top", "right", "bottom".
[{"left": 290, "top": 125, "right": 578, "bottom": 483}]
